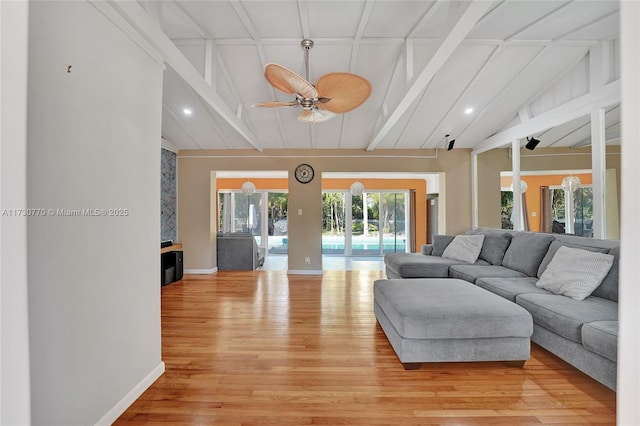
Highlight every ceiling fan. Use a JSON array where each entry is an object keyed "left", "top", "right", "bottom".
[{"left": 253, "top": 39, "right": 372, "bottom": 123}]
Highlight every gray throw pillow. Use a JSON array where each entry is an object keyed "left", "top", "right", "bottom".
[
  {"left": 501, "top": 233, "right": 554, "bottom": 277},
  {"left": 537, "top": 240, "right": 610, "bottom": 277},
  {"left": 432, "top": 235, "right": 455, "bottom": 256},
  {"left": 442, "top": 234, "right": 485, "bottom": 263},
  {"left": 467, "top": 230, "right": 512, "bottom": 265},
  {"left": 536, "top": 246, "right": 614, "bottom": 301}
]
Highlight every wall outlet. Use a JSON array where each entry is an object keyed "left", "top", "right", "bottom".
[{"left": 304, "top": 257, "right": 311, "bottom": 264}]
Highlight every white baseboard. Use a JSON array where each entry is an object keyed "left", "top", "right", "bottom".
[
  {"left": 184, "top": 267, "right": 217, "bottom": 274},
  {"left": 95, "top": 361, "right": 165, "bottom": 426},
  {"left": 287, "top": 269, "right": 323, "bottom": 275}
]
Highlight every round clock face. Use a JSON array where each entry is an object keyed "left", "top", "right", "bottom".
[{"left": 295, "top": 163, "right": 314, "bottom": 184}]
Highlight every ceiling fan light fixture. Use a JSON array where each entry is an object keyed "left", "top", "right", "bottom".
[
  {"left": 525, "top": 137, "right": 541, "bottom": 150},
  {"left": 297, "top": 108, "right": 336, "bottom": 123}
]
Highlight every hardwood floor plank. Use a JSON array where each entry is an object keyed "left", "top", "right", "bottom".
[{"left": 115, "top": 270, "right": 615, "bottom": 425}]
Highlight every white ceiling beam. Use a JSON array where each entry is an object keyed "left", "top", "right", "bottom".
[
  {"left": 473, "top": 79, "right": 621, "bottom": 154},
  {"left": 366, "top": 0, "right": 495, "bottom": 151},
  {"left": 110, "top": 1, "right": 263, "bottom": 151}
]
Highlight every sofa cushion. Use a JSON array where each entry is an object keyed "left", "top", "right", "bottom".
[
  {"left": 467, "top": 230, "right": 512, "bottom": 265},
  {"left": 442, "top": 234, "right": 485, "bottom": 263},
  {"left": 476, "top": 277, "right": 549, "bottom": 302},
  {"left": 592, "top": 246, "right": 619, "bottom": 302},
  {"left": 432, "top": 235, "right": 455, "bottom": 256},
  {"left": 536, "top": 246, "right": 614, "bottom": 301},
  {"left": 582, "top": 321, "right": 618, "bottom": 362},
  {"left": 449, "top": 264, "right": 527, "bottom": 283},
  {"left": 384, "top": 253, "right": 468, "bottom": 278},
  {"left": 501, "top": 232, "right": 554, "bottom": 277},
  {"left": 537, "top": 240, "right": 610, "bottom": 277},
  {"left": 515, "top": 293, "right": 617, "bottom": 344}
]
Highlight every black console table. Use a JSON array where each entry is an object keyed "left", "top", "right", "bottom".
[{"left": 161, "top": 244, "right": 183, "bottom": 286}]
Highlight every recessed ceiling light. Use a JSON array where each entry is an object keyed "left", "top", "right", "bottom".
[
  {"left": 183, "top": 108, "right": 192, "bottom": 116},
  {"left": 464, "top": 107, "right": 474, "bottom": 115}
]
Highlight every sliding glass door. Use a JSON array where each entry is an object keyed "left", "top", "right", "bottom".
[
  {"left": 220, "top": 188, "right": 409, "bottom": 257},
  {"left": 549, "top": 186, "right": 594, "bottom": 237},
  {"left": 323, "top": 190, "right": 409, "bottom": 256},
  {"left": 218, "top": 191, "right": 289, "bottom": 254}
]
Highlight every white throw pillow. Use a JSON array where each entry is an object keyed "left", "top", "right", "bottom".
[
  {"left": 441, "top": 234, "right": 485, "bottom": 263},
  {"left": 535, "top": 246, "right": 614, "bottom": 301}
]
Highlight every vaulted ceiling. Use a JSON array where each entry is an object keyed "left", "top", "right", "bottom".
[{"left": 135, "top": 1, "right": 621, "bottom": 152}]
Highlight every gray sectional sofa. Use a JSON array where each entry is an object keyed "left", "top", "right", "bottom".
[{"left": 383, "top": 228, "right": 619, "bottom": 390}]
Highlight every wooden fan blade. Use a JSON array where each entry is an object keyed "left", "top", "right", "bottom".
[
  {"left": 315, "top": 72, "right": 372, "bottom": 113},
  {"left": 252, "top": 101, "right": 298, "bottom": 108},
  {"left": 298, "top": 108, "right": 337, "bottom": 123},
  {"left": 264, "top": 63, "right": 318, "bottom": 99}
]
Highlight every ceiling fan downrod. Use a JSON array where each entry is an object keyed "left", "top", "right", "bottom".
[{"left": 301, "top": 39, "right": 314, "bottom": 83}]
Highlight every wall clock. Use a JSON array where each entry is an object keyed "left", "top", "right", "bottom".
[{"left": 295, "top": 163, "right": 314, "bottom": 184}]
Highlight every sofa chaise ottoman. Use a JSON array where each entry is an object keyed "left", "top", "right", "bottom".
[{"left": 374, "top": 278, "right": 533, "bottom": 369}]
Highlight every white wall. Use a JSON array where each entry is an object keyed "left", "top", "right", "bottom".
[
  {"left": 618, "top": 1, "right": 640, "bottom": 424},
  {"left": 0, "top": 1, "right": 32, "bottom": 424},
  {"left": 26, "top": 2, "right": 163, "bottom": 424}
]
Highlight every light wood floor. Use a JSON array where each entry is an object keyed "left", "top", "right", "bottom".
[{"left": 116, "top": 270, "right": 615, "bottom": 425}]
